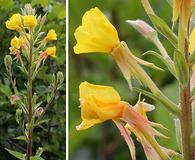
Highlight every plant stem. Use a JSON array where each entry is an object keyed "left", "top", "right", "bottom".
[
  {"left": 26, "top": 31, "right": 33, "bottom": 160},
  {"left": 178, "top": 11, "right": 193, "bottom": 160},
  {"left": 140, "top": 0, "right": 155, "bottom": 15}
]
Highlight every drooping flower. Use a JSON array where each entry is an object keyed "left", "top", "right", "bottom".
[
  {"left": 74, "top": 7, "right": 120, "bottom": 54},
  {"left": 45, "top": 46, "right": 56, "bottom": 57},
  {"left": 5, "top": 14, "right": 22, "bottom": 31},
  {"left": 76, "top": 81, "right": 176, "bottom": 160},
  {"left": 76, "top": 81, "right": 124, "bottom": 130},
  {"left": 22, "top": 15, "right": 37, "bottom": 29},
  {"left": 46, "top": 29, "right": 57, "bottom": 41}
]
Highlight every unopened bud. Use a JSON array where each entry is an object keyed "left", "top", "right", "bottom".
[
  {"left": 4, "top": 55, "right": 12, "bottom": 72},
  {"left": 40, "top": 14, "right": 47, "bottom": 25},
  {"left": 10, "top": 95, "right": 20, "bottom": 105},
  {"left": 126, "top": 19, "right": 157, "bottom": 40},
  {"left": 35, "top": 107, "right": 44, "bottom": 117},
  {"left": 57, "top": 71, "right": 64, "bottom": 85}
]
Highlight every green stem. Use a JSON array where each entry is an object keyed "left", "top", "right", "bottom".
[
  {"left": 178, "top": 14, "right": 193, "bottom": 160},
  {"left": 26, "top": 31, "right": 33, "bottom": 160},
  {"left": 140, "top": 0, "right": 155, "bottom": 15}
]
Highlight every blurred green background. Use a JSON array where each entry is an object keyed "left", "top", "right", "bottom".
[
  {"left": 69, "top": 0, "right": 179, "bottom": 160},
  {"left": 0, "top": 0, "right": 65, "bottom": 159}
]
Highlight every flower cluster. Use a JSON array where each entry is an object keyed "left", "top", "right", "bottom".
[{"left": 6, "top": 6, "right": 57, "bottom": 63}]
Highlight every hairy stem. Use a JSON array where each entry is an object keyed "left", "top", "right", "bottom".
[
  {"left": 178, "top": 12, "right": 193, "bottom": 160},
  {"left": 26, "top": 31, "right": 33, "bottom": 160}
]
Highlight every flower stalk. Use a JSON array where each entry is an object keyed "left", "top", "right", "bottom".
[
  {"left": 26, "top": 30, "right": 33, "bottom": 160},
  {"left": 178, "top": 12, "right": 193, "bottom": 160}
]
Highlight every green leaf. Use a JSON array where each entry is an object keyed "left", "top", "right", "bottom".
[
  {"left": 149, "top": 14, "right": 177, "bottom": 47},
  {"left": 5, "top": 148, "right": 25, "bottom": 160},
  {"left": 14, "top": 135, "right": 27, "bottom": 141},
  {"left": 174, "top": 119, "right": 182, "bottom": 152},
  {"left": 171, "top": 154, "right": 183, "bottom": 160},
  {"left": 174, "top": 50, "right": 189, "bottom": 86}
]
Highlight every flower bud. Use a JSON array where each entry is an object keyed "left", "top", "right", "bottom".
[
  {"left": 4, "top": 55, "right": 12, "bottom": 72},
  {"left": 57, "top": 71, "right": 64, "bottom": 85},
  {"left": 126, "top": 19, "right": 157, "bottom": 40}
]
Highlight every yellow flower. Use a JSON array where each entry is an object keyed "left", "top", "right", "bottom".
[
  {"left": 76, "top": 81, "right": 125, "bottom": 130},
  {"left": 46, "top": 29, "right": 57, "bottom": 41},
  {"left": 74, "top": 7, "right": 120, "bottom": 54},
  {"left": 10, "top": 36, "right": 23, "bottom": 49},
  {"left": 5, "top": 14, "right": 22, "bottom": 31},
  {"left": 22, "top": 15, "right": 37, "bottom": 28},
  {"left": 45, "top": 46, "right": 56, "bottom": 57},
  {"left": 189, "top": 28, "right": 195, "bottom": 54},
  {"left": 172, "top": 0, "right": 192, "bottom": 30}
]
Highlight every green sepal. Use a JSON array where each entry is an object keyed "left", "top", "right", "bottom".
[
  {"left": 149, "top": 14, "right": 177, "bottom": 47},
  {"left": 174, "top": 50, "right": 189, "bottom": 86},
  {"left": 143, "top": 50, "right": 176, "bottom": 76}
]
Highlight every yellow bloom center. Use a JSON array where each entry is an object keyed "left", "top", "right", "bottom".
[
  {"left": 74, "top": 7, "right": 120, "bottom": 54},
  {"left": 46, "top": 29, "right": 57, "bottom": 41},
  {"left": 5, "top": 14, "right": 22, "bottom": 31},
  {"left": 77, "top": 81, "right": 124, "bottom": 130},
  {"left": 22, "top": 15, "right": 37, "bottom": 28},
  {"left": 45, "top": 46, "right": 56, "bottom": 57}
]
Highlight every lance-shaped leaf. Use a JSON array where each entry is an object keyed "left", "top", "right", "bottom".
[
  {"left": 5, "top": 148, "right": 25, "bottom": 160},
  {"left": 149, "top": 14, "right": 178, "bottom": 47},
  {"left": 174, "top": 119, "right": 182, "bottom": 152},
  {"left": 174, "top": 50, "right": 189, "bottom": 86}
]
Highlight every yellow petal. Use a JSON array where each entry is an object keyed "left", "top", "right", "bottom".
[
  {"left": 46, "top": 29, "right": 57, "bottom": 41},
  {"left": 45, "top": 46, "right": 56, "bottom": 57},
  {"left": 189, "top": 28, "right": 195, "bottom": 54},
  {"left": 74, "top": 7, "right": 120, "bottom": 54},
  {"left": 172, "top": 0, "right": 182, "bottom": 22},
  {"left": 5, "top": 14, "right": 22, "bottom": 31},
  {"left": 79, "top": 81, "right": 120, "bottom": 103},
  {"left": 22, "top": 15, "right": 37, "bottom": 28},
  {"left": 11, "top": 36, "right": 21, "bottom": 49},
  {"left": 77, "top": 82, "right": 124, "bottom": 130}
]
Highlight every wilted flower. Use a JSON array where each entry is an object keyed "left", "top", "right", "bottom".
[
  {"left": 46, "top": 29, "right": 57, "bottom": 41},
  {"left": 35, "top": 107, "right": 44, "bottom": 117},
  {"left": 74, "top": 7, "right": 120, "bottom": 54},
  {"left": 5, "top": 14, "right": 22, "bottom": 31},
  {"left": 10, "top": 95, "right": 20, "bottom": 105},
  {"left": 76, "top": 81, "right": 176, "bottom": 160},
  {"left": 22, "top": 15, "right": 37, "bottom": 29}
]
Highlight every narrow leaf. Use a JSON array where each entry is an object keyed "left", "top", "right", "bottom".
[
  {"left": 149, "top": 14, "right": 177, "bottom": 47},
  {"left": 5, "top": 148, "right": 25, "bottom": 160}
]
